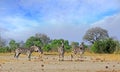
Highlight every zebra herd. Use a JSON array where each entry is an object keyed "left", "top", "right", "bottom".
[{"left": 14, "top": 41, "right": 85, "bottom": 61}]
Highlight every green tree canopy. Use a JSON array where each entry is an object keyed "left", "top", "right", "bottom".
[
  {"left": 50, "top": 39, "right": 64, "bottom": 51},
  {"left": 9, "top": 40, "right": 19, "bottom": 51},
  {"left": 35, "top": 33, "right": 51, "bottom": 46},
  {"left": 44, "top": 39, "right": 71, "bottom": 52},
  {"left": 25, "top": 33, "right": 51, "bottom": 48},
  {"left": 25, "top": 36, "right": 42, "bottom": 48}
]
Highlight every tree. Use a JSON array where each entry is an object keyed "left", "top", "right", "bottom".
[
  {"left": 25, "top": 36, "right": 42, "bottom": 48},
  {"left": 49, "top": 39, "right": 71, "bottom": 52},
  {"left": 25, "top": 33, "right": 50, "bottom": 48},
  {"left": 43, "top": 44, "right": 51, "bottom": 52},
  {"left": 35, "top": 33, "right": 51, "bottom": 46},
  {"left": 18, "top": 41, "right": 25, "bottom": 47},
  {"left": 9, "top": 40, "right": 19, "bottom": 51},
  {"left": 64, "top": 40, "right": 71, "bottom": 52},
  {"left": 0, "top": 33, "right": 9, "bottom": 53},
  {"left": 0, "top": 34, "right": 6, "bottom": 47},
  {"left": 70, "top": 42, "right": 79, "bottom": 48},
  {"left": 83, "top": 27, "right": 109, "bottom": 44},
  {"left": 50, "top": 39, "right": 63, "bottom": 52}
]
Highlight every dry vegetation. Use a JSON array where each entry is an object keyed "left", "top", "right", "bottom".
[{"left": 0, "top": 52, "right": 120, "bottom": 72}]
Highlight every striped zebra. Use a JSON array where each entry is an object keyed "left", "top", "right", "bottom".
[
  {"left": 71, "top": 42, "right": 85, "bottom": 61},
  {"left": 14, "top": 45, "right": 43, "bottom": 61},
  {"left": 58, "top": 41, "right": 65, "bottom": 61}
]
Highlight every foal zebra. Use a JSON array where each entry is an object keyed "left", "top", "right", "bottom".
[
  {"left": 14, "top": 45, "right": 43, "bottom": 61},
  {"left": 71, "top": 42, "right": 85, "bottom": 61},
  {"left": 58, "top": 41, "right": 65, "bottom": 61}
]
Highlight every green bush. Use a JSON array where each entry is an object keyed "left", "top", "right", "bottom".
[
  {"left": 91, "top": 38, "right": 117, "bottom": 53},
  {"left": 114, "top": 41, "right": 120, "bottom": 54},
  {"left": 64, "top": 45, "right": 71, "bottom": 52},
  {"left": 0, "top": 47, "right": 10, "bottom": 53},
  {"left": 43, "top": 44, "right": 51, "bottom": 52}
]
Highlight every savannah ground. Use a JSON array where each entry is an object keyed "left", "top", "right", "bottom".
[{"left": 0, "top": 52, "right": 120, "bottom": 72}]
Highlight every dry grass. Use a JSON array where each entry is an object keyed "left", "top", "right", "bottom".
[
  {"left": 32, "top": 51, "right": 120, "bottom": 61},
  {"left": 0, "top": 52, "right": 120, "bottom": 63},
  {"left": 84, "top": 52, "right": 120, "bottom": 61}
]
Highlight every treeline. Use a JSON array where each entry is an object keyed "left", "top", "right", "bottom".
[
  {"left": 0, "top": 27, "right": 120, "bottom": 54},
  {"left": 0, "top": 33, "right": 72, "bottom": 53}
]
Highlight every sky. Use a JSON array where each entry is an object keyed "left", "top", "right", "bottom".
[{"left": 0, "top": 0, "right": 120, "bottom": 43}]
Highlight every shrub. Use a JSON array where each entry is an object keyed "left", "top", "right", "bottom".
[
  {"left": 0, "top": 47, "right": 10, "bottom": 53},
  {"left": 114, "top": 41, "right": 120, "bottom": 54},
  {"left": 43, "top": 44, "right": 51, "bottom": 52},
  {"left": 91, "top": 38, "right": 117, "bottom": 53}
]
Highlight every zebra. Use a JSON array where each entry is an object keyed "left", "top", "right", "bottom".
[
  {"left": 14, "top": 45, "right": 43, "bottom": 61},
  {"left": 58, "top": 41, "right": 65, "bottom": 61},
  {"left": 71, "top": 42, "right": 85, "bottom": 61}
]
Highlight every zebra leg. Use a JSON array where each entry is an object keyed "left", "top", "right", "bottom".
[
  {"left": 39, "top": 53, "right": 42, "bottom": 58},
  {"left": 28, "top": 53, "right": 32, "bottom": 61},
  {"left": 80, "top": 53, "right": 84, "bottom": 59},
  {"left": 80, "top": 54, "right": 82, "bottom": 58},
  {"left": 59, "top": 54, "right": 61, "bottom": 61},
  {"left": 14, "top": 52, "right": 19, "bottom": 58},
  {"left": 16, "top": 53, "right": 20, "bottom": 59},
  {"left": 14, "top": 52, "right": 16, "bottom": 58},
  {"left": 71, "top": 54, "right": 73, "bottom": 61},
  {"left": 80, "top": 52, "right": 84, "bottom": 58},
  {"left": 38, "top": 53, "right": 43, "bottom": 61},
  {"left": 71, "top": 52, "right": 76, "bottom": 61},
  {"left": 75, "top": 54, "right": 78, "bottom": 61},
  {"left": 61, "top": 54, "right": 64, "bottom": 61}
]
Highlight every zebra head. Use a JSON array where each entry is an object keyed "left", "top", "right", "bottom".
[
  {"left": 60, "top": 40, "right": 64, "bottom": 48},
  {"left": 79, "top": 42, "right": 84, "bottom": 49},
  {"left": 30, "top": 46, "right": 43, "bottom": 54}
]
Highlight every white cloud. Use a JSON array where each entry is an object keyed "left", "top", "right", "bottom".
[
  {"left": 18, "top": 0, "right": 120, "bottom": 24},
  {"left": 0, "top": 0, "right": 120, "bottom": 42},
  {"left": 0, "top": 16, "right": 40, "bottom": 41},
  {"left": 0, "top": 15, "right": 90, "bottom": 42},
  {"left": 92, "top": 13, "right": 120, "bottom": 40}
]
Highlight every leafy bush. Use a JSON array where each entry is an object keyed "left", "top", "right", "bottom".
[
  {"left": 43, "top": 44, "right": 51, "bottom": 52},
  {"left": 9, "top": 40, "right": 19, "bottom": 51},
  {"left": 43, "top": 39, "right": 71, "bottom": 52},
  {"left": 114, "top": 41, "right": 120, "bottom": 54},
  {"left": 91, "top": 38, "right": 117, "bottom": 53},
  {"left": 0, "top": 47, "right": 10, "bottom": 53},
  {"left": 64, "top": 45, "right": 71, "bottom": 52}
]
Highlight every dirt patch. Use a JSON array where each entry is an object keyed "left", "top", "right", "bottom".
[{"left": 0, "top": 53, "right": 120, "bottom": 72}]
